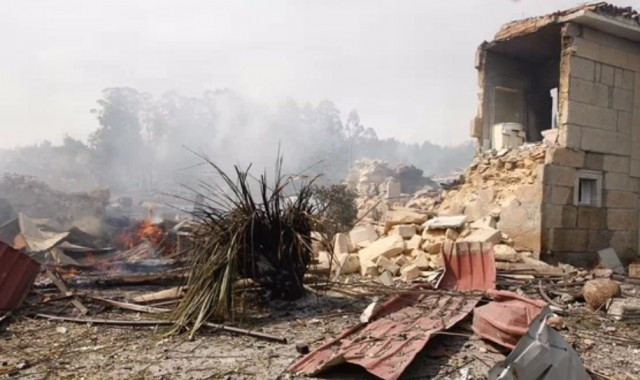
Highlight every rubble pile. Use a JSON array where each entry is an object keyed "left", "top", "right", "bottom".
[
  {"left": 0, "top": 173, "right": 110, "bottom": 231},
  {"left": 344, "top": 159, "right": 438, "bottom": 219},
  {"left": 438, "top": 143, "right": 545, "bottom": 218}
]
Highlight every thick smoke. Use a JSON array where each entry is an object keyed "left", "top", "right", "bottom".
[{"left": 0, "top": 87, "right": 474, "bottom": 194}]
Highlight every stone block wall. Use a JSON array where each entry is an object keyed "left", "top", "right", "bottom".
[{"left": 543, "top": 24, "right": 640, "bottom": 265}]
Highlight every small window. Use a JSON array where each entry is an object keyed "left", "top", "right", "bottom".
[
  {"left": 574, "top": 170, "right": 602, "bottom": 207},
  {"left": 578, "top": 178, "right": 597, "bottom": 205}
]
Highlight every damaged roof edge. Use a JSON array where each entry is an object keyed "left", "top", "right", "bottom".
[{"left": 493, "top": 2, "right": 640, "bottom": 43}]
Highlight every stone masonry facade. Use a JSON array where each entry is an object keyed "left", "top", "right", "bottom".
[{"left": 544, "top": 23, "right": 640, "bottom": 265}]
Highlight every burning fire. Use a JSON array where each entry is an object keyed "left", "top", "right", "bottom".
[{"left": 115, "top": 219, "right": 166, "bottom": 250}]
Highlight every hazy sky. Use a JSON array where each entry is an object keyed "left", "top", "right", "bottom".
[{"left": 0, "top": 0, "right": 633, "bottom": 149}]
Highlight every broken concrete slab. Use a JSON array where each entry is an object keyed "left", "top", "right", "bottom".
[
  {"left": 404, "top": 234, "right": 422, "bottom": 252},
  {"left": 412, "top": 251, "right": 430, "bottom": 270},
  {"left": 400, "top": 264, "right": 420, "bottom": 281},
  {"left": 493, "top": 244, "right": 520, "bottom": 262},
  {"left": 423, "top": 215, "right": 467, "bottom": 230},
  {"left": 389, "top": 224, "right": 417, "bottom": 239},
  {"left": 377, "top": 271, "right": 394, "bottom": 286},
  {"left": 597, "top": 248, "right": 625, "bottom": 275},
  {"left": 384, "top": 208, "right": 428, "bottom": 232},
  {"left": 349, "top": 225, "right": 378, "bottom": 248},
  {"left": 459, "top": 227, "right": 502, "bottom": 244},
  {"left": 334, "top": 253, "right": 360, "bottom": 275},
  {"left": 358, "top": 235, "right": 405, "bottom": 276},
  {"left": 376, "top": 256, "right": 400, "bottom": 275}
]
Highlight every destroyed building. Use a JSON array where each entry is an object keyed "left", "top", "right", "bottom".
[{"left": 469, "top": 3, "right": 640, "bottom": 265}]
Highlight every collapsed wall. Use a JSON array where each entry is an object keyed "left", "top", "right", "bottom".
[{"left": 438, "top": 144, "right": 546, "bottom": 253}]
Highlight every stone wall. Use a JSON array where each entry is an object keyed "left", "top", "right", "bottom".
[{"left": 544, "top": 23, "right": 640, "bottom": 265}]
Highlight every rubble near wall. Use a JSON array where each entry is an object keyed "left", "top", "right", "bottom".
[{"left": 437, "top": 144, "right": 546, "bottom": 253}]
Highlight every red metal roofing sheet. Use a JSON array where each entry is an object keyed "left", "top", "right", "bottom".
[
  {"left": 288, "top": 289, "right": 480, "bottom": 380},
  {"left": 0, "top": 242, "right": 40, "bottom": 311},
  {"left": 438, "top": 241, "right": 496, "bottom": 292},
  {"left": 472, "top": 289, "right": 547, "bottom": 349}
]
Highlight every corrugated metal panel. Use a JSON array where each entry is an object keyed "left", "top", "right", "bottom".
[
  {"left": 438, "top": 241, "right": 496, "bottom": 291},
  {"left": 289, "top": 289, "right": 480, "bottom": 380},
  {"left": 0, "top": 242, "right": 40, "bottom": 310},
  {"left": 472, "top": 290, "right": 547, "bottom": 349}
]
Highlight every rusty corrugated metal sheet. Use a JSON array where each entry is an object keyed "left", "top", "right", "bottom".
[
  {"left": 438, "top": 241, "right": 496, "bottom": 292},
  {"left": 0, "top": 241, "right": 40, "bottom": 310},
  {"left": 288, "top": 288, "right": 480, "bottom": 380},
  {"left": 472, "top": 290, "right": 546, "bottom": 350}
]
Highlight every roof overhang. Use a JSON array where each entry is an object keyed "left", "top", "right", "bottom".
[{"left": 562, "top": 9, "right": 640, "bottom": 42}]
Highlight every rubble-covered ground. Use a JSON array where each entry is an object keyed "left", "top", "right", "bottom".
[{"left": 2, "top": 277, "right": 640, "bottom": 379}]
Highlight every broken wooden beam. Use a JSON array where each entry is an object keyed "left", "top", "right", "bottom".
[
  {"left": 45, "top": 269, "right": 88, "bottom": 315},
  {"left": 34, "top": 313, "right": 287, "bottom": 343}
]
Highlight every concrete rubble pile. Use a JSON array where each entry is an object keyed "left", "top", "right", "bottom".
[
  {"left": 344, "top": 159, "right": 439, "bottom": 220},
  {"left": 317, "top": 143, "right": 554, "bottom": 284}
]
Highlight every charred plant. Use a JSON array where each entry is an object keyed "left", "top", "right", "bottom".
[{"left": 170, "top": 155, "right": 318, "bottom": 337}]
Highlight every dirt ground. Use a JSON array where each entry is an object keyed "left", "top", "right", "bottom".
[{"left": 2, "top": 282, "right": 640, "bottom": 379}]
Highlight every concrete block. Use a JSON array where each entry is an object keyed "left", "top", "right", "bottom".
[
  {"left": 581, "top": 127, "right": 630, "bottom": 155},
  {"left": 603, "top": 154, "right": 630, "bottom": 173},
  {"left": 605, "top": 172, "right": 638, "bottom": 192},
  {"left": 630, "top": 159, "right": 640, "bottom": 178},
  {"left": 605, "top": 191, "right": 636, "bottom": 208},
  {"left": 614, "top": 68, "right": 634, "bottom": 90},
  {"left": 460, "top": 227, "right": 502, "bottom": 244},
  {"left": 405, "top": 234, "right": 422, "bottom": 252},
  {"left": 395, "top": 254, "right": 409, "bottom": 267},
  {"left": 349, "top": 225, "right": 378, "bottom": 248},
  {"left": 562, "top": 205, "right": 578, "bottom": 228},
  {"left": 618, "top": 111, "right": 633, "bottom": 136},
  {"left": 600, "top": 64, "right": 614, "bottom": 86},
  {"left": 588, "top": 230, "right": 613, "bottom": 252},
  {"left": 333, "top": 233, "right": 350, "bottom": 255},
  {"left": 376, "top": 255, "right": 400, "bottom": 275},
  {"left": 630, "top": 53, "right": 640, "bottom": 72},
  {"left": 400, "top": 264, "right": 420, "bottom": 282},
  {"left": 412, "top": 251, "right": 430, "bottom": 270},
  {"left": 445, "top": 228, "right": 459, "bottom": 241},
  {"left": 551, "top": 186, "right": 573, "bottom": 205},
  {"left": 543, "top": 204, "right": 563, "bottom": 228},
  {"left": 570, "top": 46, "right": 598, "bottom": 74},
  {"left": 576, "top": 207, "right": 607, "bottom": 229},
  {"left": 390, "top": 224, "right": 417, "bottom": 239},
  {"left": 422, "top": 241, "right": 442, "bottom": 255},
  {"left": 609, "top": 230, "right": 637, "bottom": 258},
  {"left": 335, "top": 253, "right": 360, "bottom": 275},
  {"left": 386, "top": 180, "right": 401, "bottom": 199},
  {"left": 584, "top": 152, "right": 605, "bottom": 170},
  {"left": 558, "top": 124, "right": 582, "bottom": 149},
  {"left": 607, "top": 209, "right": 638, "bottom": 231},
  {"left": 377, "top": 271, "right": 394, "bottom": 286},
  {"left": 384, "top": 208, "right": 428, "bottom": 231},
  {"left": 613, "top": 88, "right": 633, "bottom": 111},
  {"left": 597, "top": 248, "right": 625, "bottom": 274},
  {"left": 593, "top": 82, "right": 610, "bottom": 107},
  {"left": 545, "top": 147, "right": 585, "bottom": 168},
  {"left": 549, "top": 228, "right": 587, "bottom": 251},
  {"left": 493, "top": 244, "right": 519, "bottom": 262},
  {"left": 358, "top": 235, "right": 405, "bottom": 275},
  {"left": 600, "top": 45, "right": 628, "bottom": 69},
  {"left": 543, "top": 165, "right": 575, "bottom": 187},
  {"left": 569, "top": 78, "right": 594, "bottom": 103},
  {"left": 566, "top": 100, "right": 617, "bottom": 130}
]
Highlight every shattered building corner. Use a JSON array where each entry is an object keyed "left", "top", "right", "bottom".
[{"left": 470, "top": 3, "right": 640, "bottom": 266}]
